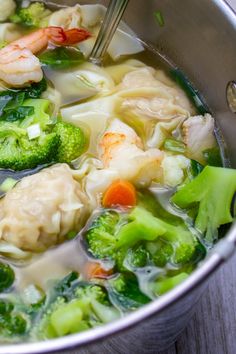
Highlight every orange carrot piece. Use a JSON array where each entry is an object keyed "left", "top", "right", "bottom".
[
  {"left": 102, "top": 180, "right": 137, "bottom": 208},
  {"left": 85, "top": 262, "right": 112, "bottom": 279}
]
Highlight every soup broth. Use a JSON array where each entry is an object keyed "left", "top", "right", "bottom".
[{"left": 0, "top": 0, "right": 233, "bottom": 344}]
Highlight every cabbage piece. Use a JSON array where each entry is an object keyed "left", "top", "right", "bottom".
[
  {"left": 161, "top": 154, "right": 190, "bottom": 187},
  {"left": 147, "top": 117, "right": 185, "bottom": 149},
  {"left": 182, "top": 114, "right": 216, "bottom": 164}
]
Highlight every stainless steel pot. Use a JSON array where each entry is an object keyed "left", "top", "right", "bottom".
[{"left": 1, "top": 1, "right": 236, "bottom": 353}]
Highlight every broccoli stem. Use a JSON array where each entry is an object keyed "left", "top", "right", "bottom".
[
  {"left": 153, "top": 273, "right": 189, "bottom": 295},
  {"left": 172, "top": 166, "right": 236, "bottom": 241}
]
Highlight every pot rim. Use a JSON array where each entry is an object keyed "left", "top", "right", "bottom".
[
  {"left": 2, "top": 223, "right": 236, "bottom": 354},
  {"left": 0, "top": 0, "right": 235, "bottom": 353}
]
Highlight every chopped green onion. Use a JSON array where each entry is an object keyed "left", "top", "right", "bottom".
[
  {"left": 154, "top": 11, "right": 165, "bottom": 27},
  {"left": 164, "top": 138, "right": 186, "bottom": 153},
  {"left": 0, "top": 178, "right": 17, "bottom": 193},
  {"left": 27, "top": 123, "right": 41, "bottom": 140}
]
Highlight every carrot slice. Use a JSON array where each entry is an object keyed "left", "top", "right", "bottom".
[
  {"left": 102, "top": 180, "right": 137, "bottom": 207},
  {"left": 85, "top": 262, "right": 112, "bottom": 279}
]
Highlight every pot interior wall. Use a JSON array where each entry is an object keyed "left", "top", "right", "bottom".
[{"left": 50, "top": 0, "right": 236, "bottom": 166}]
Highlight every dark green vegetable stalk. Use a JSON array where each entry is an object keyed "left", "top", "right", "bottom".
[{"left": 170, "top": 69, "right": 209, "bottom": 115}]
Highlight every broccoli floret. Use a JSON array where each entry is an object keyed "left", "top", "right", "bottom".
[
  {"left": 0, "top": 97, "right": 61, "bottom": 171},
  {"left": 125, "top": 245, "right": 150, "bottom": 268},
  {"left": 37, "top": 282, "right": 119, "bottom": 339},
  {"left": 147, "top": 239, "right": 173, "bottom": 267},
  {"left": 53, "top": 121, "right": 86, "bottom": 163},
  {"left": 116, "top": 207, "right": 197, "bottom": 264},
  {"left": 0, "top": 262, "right": 15, "bottom": 292},
  {"left": 10, "top": 2, "right": 51, "bottom": 28},
  {"left": 152, "top": 272, "right": 189, "bottom": 296},
  {"left": 107, "top": 273, "right": 150, "bottom": 311},
  {"left": 0, "top": 128, "right": 59, "bottom": 171},
  {"left": 86, "top": 207, "right": 198, "bottom": 267},
  {"left": 86, "top": 210, "right": 120, "bottom": 260},
  {"left": 172, "top": 166, "right": 236, "bottom": 242},
  {"left": 20, "top": 99, "right": 53, "bottom": 131},
  {"left": 0, "top": 298, "right": 27, "bottom": 337}
]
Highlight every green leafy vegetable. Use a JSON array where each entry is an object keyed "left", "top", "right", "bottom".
[
  {"left": 0, "top": 79, "right": 47, "bottom": 122},
  {"left": 190, "top": 159, "right": 204, "bottom": 177},
  {"left": 107, "top": 273, "right": 150, "bottom": 311},
  {"left": 39, "top": 47, "right": 85, "bottom": 70},
  {"left": 172, "top": 166, "right": 236, "bottom": 242},
  {"left": 203, "top": 147, "right": 222, "bottom": 167},
  {"left": 0, "top": 262, "right": 15, "bottom": 292}
]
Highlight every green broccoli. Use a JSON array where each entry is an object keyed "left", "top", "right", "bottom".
[
  {"left": 0, "top": 262, "right": 15, "bottom": 292},
  {"left": 0, "top": 124, "right": 59, "bottom": 170},
  {"left": 0, "top": 298, "right": 27, "bottom": 337},
  {"left": 172, "top": 166, "right": 236, "bottom": 242},
  {"left": 86, "top": 210, "right": 120, "bottom": 260},
  {"left": 107, "top": 273, "right": 150, "bottom": 311},
  {"left": 10, "top": 2, "right": 51, "bottom": 28},
  {"left": 53, "top": 121, "right": 86, "bottom": 163},
  {"left": 86, "top": 206, "right": 198, "bottom": 268},
  {"left": 37, "top": 282, "right": 119, "bottom": 339},
  {"left": 152, "top": 272, "right": 189, "bottom": 296},
  {"left": 116, "top": 207, "right": 197, "bottom": 264}
]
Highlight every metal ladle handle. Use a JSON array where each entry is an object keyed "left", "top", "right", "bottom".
[{"left": 90, "top": 0, "right": 130, "bottom": 65}]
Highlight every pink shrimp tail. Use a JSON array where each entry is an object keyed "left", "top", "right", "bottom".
[{"left": 45, "top": 26, "right": 92, "bottom": 46}]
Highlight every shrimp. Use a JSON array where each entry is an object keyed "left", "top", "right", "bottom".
[
  {"left": 98, "top": 119, "right": 163, "bottom": 185},
  {"left": 0, "top": 26, "right": 91, "bottom": 87}
]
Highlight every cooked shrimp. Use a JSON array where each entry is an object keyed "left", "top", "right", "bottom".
[
  {"left": 0, "top": 26, "right": 91, "bottom": 87},
  {"left": 98, "top": 119, "right": 163, "bottom": 185}
]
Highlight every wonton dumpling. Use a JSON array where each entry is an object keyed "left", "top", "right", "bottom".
[
  {"left": 98, "top": 119, "right": 163, "bottom": 185},
  {"left": 0, "top": 164, "right": 88, "bottom": 252},
  {"left": 118, "top": 67, "right": 194, "bottom": 120},
  {"left": 0, "top": 0, "right": 16, "bottom": 22}
]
